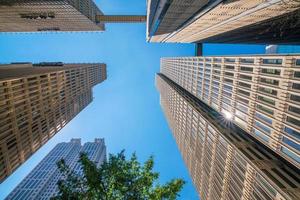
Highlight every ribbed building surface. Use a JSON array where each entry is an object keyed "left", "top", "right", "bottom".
[
  {"left": 160, "top": 55, "right": 300, "bottom": 168},
  {"left": 147, "top": 0, "right": 300, "bottom": 44},
  {"left": 6, "top": 138, "right": 106, "bottom": 199},
  {"left": 96, "top": 15, "right": 146, "bottom": 23},
  {"left": 0, "top": 0, "right": 105, "bottom": 32},
  {"left": 0, "top": 62, "right": 106, "bottom": 183},
  {"left": 156, "top": 74, "right": 300, "bottom": 200}
]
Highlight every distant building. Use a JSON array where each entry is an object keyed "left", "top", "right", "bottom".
[
  {"left": 266, "top": 45, "right": 300, "bottom": 54},
  {"left": 0, "top": 62, "right": 106, "bottom": 183},
  {"left": 0, "top": 0, "right": 105, "bottom": 32},
  {"left": 156, "top": 73, "right": 300, "bottom": 200},
  {"left": 265, "top": 45, "right": 279, "bottom": 54},
  {"left": 147, "top": 0, "right": 300, "bottom": 44},
  {"left": 6, "top": 138, "right": 106, "bottom": 199},
  {"left": 159, "top": 55, "right": 300, "bottom": 168}
]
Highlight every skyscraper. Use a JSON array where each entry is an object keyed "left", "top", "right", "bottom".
[
  {"left": 0, "top": 0, "right": 105, "bottom": 32},
  {"left": 6, "top": 138, "right": 106, "bottom": 199},
  {"left": 156, "top": 73, "right": 300, "bottom": 200},
  {"left": 160, "top": 55, "right": 300, "bottom": 168},
  {"left": 0, "top": 62, "right": 106, "bottom": 183},
  {"left": 147, "top": 0, "right": 300, "bottom": 44}
]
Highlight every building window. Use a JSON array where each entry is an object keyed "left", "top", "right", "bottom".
[
  {"left": 240, "top": 58, "right": 254, "bottom": 64},
  {"left": 256, "top": 112, "right": 272, "bottom": 125},
  {"left": 262, "top": 59, "right": 282, "bottom": 65},
  {"left": 225, "top": 58, "right": 235, "bottom": 63},
  {"left": 287, "top": 116, "right": 300, "bottom": 128},
  {"left": 240, "top": 74, "right": 252, "bottom": 81},
  {"left": 254, "top": 129, "right": 269, "bottom": 142},
  {"left": 238, "top": 89, "right": 250, "bottom": 96},
  {"left": 294, "top": 71, "right": 300, "bottom": 78},
  {"left": 257, "top": 104, "right": 274, "bottom": 115},
  {"left": 238, "top": 82, "right": 251, "bottom": 88},
  {"left": 290, "top": 94, "right": 300, "bottom": 102},
  {"left": 292, "top": 83, "right": 300, "bottom": 90},
  {"left": 240, "top": 66, "right": 253, "bottom": 72},
  {"left": 288, "top": 106, "right": 300, "bottom": 115},
  {"left": 214, "top": 58, "right": 222, "bottom": 63},
  {"left": 283, "top": 137, "right": 300, "bottom": 151},
  {"left": 261, "top": 68, "right": 281, "bottom": 75},
  {"left": 281, "top": 147, "right": 300, "bottom": 163},
  {"left": 20, "top": 12, "right": 55, "bottom": 19},
  {"left": 225, "top": 72, "right": 234, "bottom": 77},
  {"left": 38, "top": 27, "right": 60, "bottom": 31},
  {"left": 258, "top": 87, "right": 277, "bottom": 96},
  {"left": 236, "top": 103, "right": 248, "bottom": 113},
  {"left": 235, "top": 110, "right": 247, "bottom": 120},
  {"left": 260, "top": 78, "right": 279, "bottom": 86},
  {"left": 257, "top": 96, "right": 275, "bottom": 106},
  {"left": 296, "top": 59, "right": 300, "bottom": 66},
  {"left": 284, "top": 126, "right": 300, "bottom": 140},
  {"left": 255, "top": 121, "right": 271, "bottom": 134},
  {"left": 225, "top": 65, "right": 235, "bottom": 70},
  {"left": 237, "top": 96, "right": 249, "bottom": 104},
  {"left": 224, "top": 78, "right": 233, "bottom": 84}
]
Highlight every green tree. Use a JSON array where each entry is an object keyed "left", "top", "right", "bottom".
[{"left": 51, "top": 151, "right": 185, "bottom": 200}]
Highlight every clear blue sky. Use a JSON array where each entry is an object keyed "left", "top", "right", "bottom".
[{"left": 0, "top": 1, "right": 267, "bottom": 199}]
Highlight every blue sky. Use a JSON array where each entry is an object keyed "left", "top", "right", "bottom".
[{"left": 0, "top": 1, "right": 268, "bottom": 199}]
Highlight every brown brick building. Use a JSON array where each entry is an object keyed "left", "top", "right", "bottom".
[{"left": 0, "top": 62, "right": 106, "bottom": 183}]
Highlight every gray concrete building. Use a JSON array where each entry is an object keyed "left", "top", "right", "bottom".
[{"left": 5, "top": 138, "right": 106, "bottom": 199}]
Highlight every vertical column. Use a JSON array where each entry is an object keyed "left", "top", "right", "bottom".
[
  {"left": 217, "top": 57, "right": 225, "bottom": 113},
  {"left": 220, "top": 145, "right": 234, "bottom": 200},
  {"left": 246, "top": 57, "right": 260, "bottom": 134},
  {"left": 231, "top": 57, "right": 240, "bottom": 117},
  {"left": 272, "top": 56, "right": 294, "bottom": 152},
  {"left": 241, "top": 164, "right": 256, "bottom": 200},
  {"left": 7, "top": 80, "right": 23, "bottom": 170}
]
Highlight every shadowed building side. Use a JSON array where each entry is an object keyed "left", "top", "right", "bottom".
[
  {"left": 0, "top": 63, "right": 106, "bottom": 183},
  {"left": 147, "top": 0, "right": 300, "bottom": 44}
]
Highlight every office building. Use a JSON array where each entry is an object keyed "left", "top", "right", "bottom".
[
  {"left": 147, "top": 0, "right": 300, "bottom": 44},
  {"left": 6, "top": 138, "right": 106, "bottom": 199},
  {"left": 156, "top": 73, "right": 300, "bottom": 200},
  {"left": 0, "top": 0, "right": 105, "bottom": 32},
  {"left": 0, "top": 62, "right": 106, "bottom": 183},
  {"left": 96, "top": 15, "right": 146, "bottom": 23},
  {"left": 160, "top": 55, "right": 300, "bottom": 168}
]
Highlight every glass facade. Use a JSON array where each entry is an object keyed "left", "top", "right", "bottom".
[{"left": 6, "top": 139, "right": 106, "bottom": 199}]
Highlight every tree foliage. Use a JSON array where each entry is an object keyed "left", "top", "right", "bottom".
[{"left": 51, "top": 151, "right": 185, "bottom": 200}]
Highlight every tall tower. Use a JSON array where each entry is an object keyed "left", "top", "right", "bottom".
[
  {"left": 147, "top": 0, "right": 300, "bottom": 44},
  {"left": 5, "top": 138, "right": 106, "bottom": 199},
  {"left": 156, "top": 54, "right": 300, "bottom": 200},
  {"left": 0, "top": 0, "right": 105, "bottom": 32},
  {"left": 0, "top": 62, "right": 106, "bottom": 183}
]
